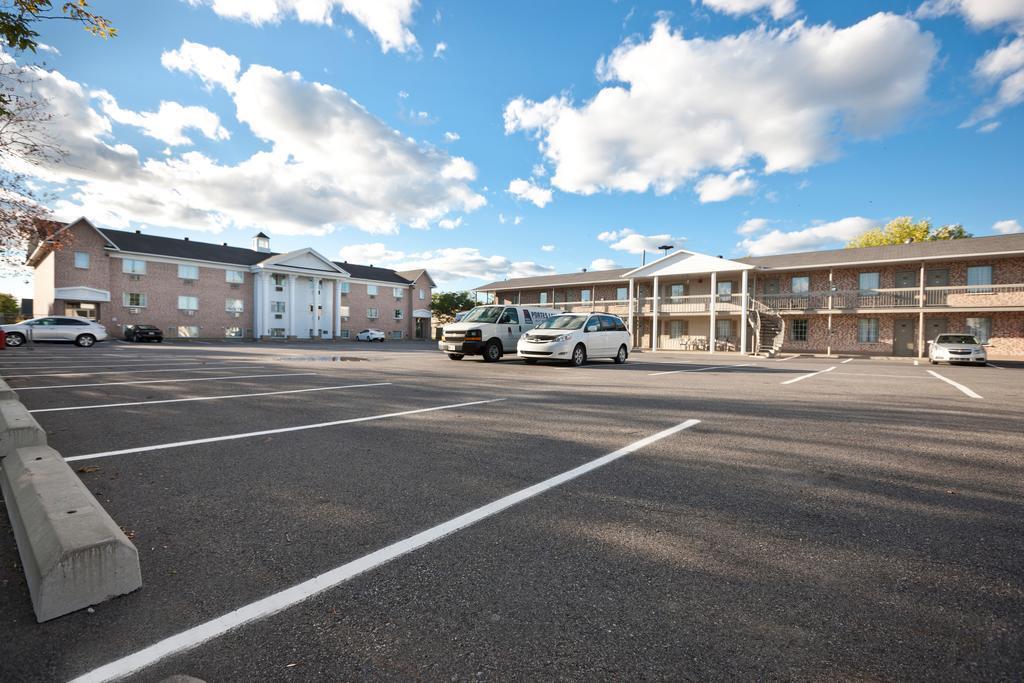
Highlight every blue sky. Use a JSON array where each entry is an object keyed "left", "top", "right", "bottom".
[{"left": 3, "top": 0, "right": 1023, "bottom": 298}]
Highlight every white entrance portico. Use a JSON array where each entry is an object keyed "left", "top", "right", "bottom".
[{"left": 251, "top": 249, "right": 350, "bottom": 340}]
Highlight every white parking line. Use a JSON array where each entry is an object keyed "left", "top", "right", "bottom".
[
  {"left": 986, "top": 362, "right": 1003, "bottom": 369},
  {"left": 927, "top": 370, "right": 983, "bottom": 399},
  {"left": 28, "top": 382, "right": 392, "bottom": 413},
  {"left": 2, "top": 364, "right": 259, "bottom": 379},
  {"left": 648, "top": 363, "right": 752, "bottom": 377},
  {"left": 65, "top": 398, "right": 508, "bottom": 462},
  {"left": 0, "top": 360, "right": 243, "bottom": 372},
  {"left": 781, "top": 365, "right": 836, "bottom": 385},
  {"left": 841, "top": 358, "right": 854, "bottom": 364},
  {"left": 13, "top": 372, "right": 318, "bottom": 391},
  {"left": 774, "top": 355, "right": 797, "bottom": 362},
  {"left": 67, "top": 418, "right": 700, "bottom": 683}
]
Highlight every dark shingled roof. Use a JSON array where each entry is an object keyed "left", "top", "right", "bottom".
[
  {"left": 332, "top": 262, "right": 412, "bottom": 285},
  {"left": 475, "top": 268, "right": 633, "bottom": 292},
  {"left": 737, "top": 233, "right": 1024, "bottom": 270}
]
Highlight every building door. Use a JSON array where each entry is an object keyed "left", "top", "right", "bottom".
[
  {"left": 414, "top": 318, "right": 426, "bottom": 339},
  {"left": 926, "top": 269, "right": 949, "bottom": 286},
  {"left": 64, "top": 301, "right": 98, "bottom": 320},
  {"left": 893, "top": 318, "right": 916, "bottom": 356},
  {"left": 925, "top": 317, "right": 947, "bottom": 343}
]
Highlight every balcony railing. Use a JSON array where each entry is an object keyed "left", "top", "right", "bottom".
[
  {"left": 557, "top": 299, "right": 631, "bottom": 315},
  {"left": 759, "top": 284, "right": 1024, "bottom": 311}
]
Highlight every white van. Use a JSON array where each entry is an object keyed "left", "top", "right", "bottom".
[{"left": 439, "top": 305, "right": 562, "bottom": 361}]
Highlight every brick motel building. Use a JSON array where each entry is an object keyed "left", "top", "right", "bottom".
[
  {"left": 476, "top": 234, "right": 1024, "bottom": 359},
  {"left": 28, "top": 218, "right": 435, "bottom": 341}
]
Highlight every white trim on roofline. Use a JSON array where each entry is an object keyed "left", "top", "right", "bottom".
[
  {"left": 346, "top": 276, "right": 414, "bottom": 288},
  {"left": 474, "top": 276, "right": 627, "bottom": 292},
  {"left": 106, "top": 250, "right": 254, "bottom": 272},
  {"left": 747, "top": 248, "right": 1024, "bottom": 271}
]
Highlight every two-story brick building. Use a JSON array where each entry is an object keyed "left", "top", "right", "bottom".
[
  {"left": 28, "top": 218, "right": 435, "bottom": 341},
  {"left": 475, "top": 234, "right": 1024, "bottom": 359}
]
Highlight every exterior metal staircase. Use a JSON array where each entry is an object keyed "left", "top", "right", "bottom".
[{"left": 748, "top": 298, "right": 785, "bottom": 357}]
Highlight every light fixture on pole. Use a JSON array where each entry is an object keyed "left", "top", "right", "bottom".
[{"left": 658, "top": 244, "right": 675, "bottom": 258}]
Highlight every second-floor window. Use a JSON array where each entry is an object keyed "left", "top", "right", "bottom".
[
  {"left": 226, "top": 270, "right": 245, "bottom": 284},
  {"left": 859, "top": 272, "right": 880, "bottom": 292},
  {"left": 616, "top": 287, "right": 628, "bottom": 301},
  {"left": 967, "top": 265, "right": 992, "bottom": 291},
  {"left": 394, "top": 309, "right": 404, "bottom": 319},
  {"left": 393, "top": 287, "right": 404, "bottom": 298},
  {"left": 123, "top": 259, "right": 146, "bottom": 275},
  {"left": 340, "top": 281, "right": 350, "bottom": 295},
  {"left": 339, "top": 305, "right": 350, "bottom": 318},
  {"left": 539, "top": 292, "right": 548, "bottom": 304},
  {"left": 122, "top": 292, "right": 147, "bottom": 307},
  {"left": 669, "top": 283, "right": 684, "bottom": 298},
  {"left": 74, "top": 252, "right": 89, "bottom": 269},
  {"left": 367, "top": 284, "right": 378, "bottom": 296},
  {"left": 225, "top": 298, "right": 244, "bottom": 313},
  {"left": 178, "top": 264, "right": 199, "bottom": 280},
  {"left": 367, "top": 307, "right": 379, "bottom": 319},
  {"left": 419, "top": 289, "right": 425, "bottom": 300},
  {"left": 791, "top": 276, "right": 809, "bottom": 295},
  {"left": 178, "top": 295, "right": 198, "bottom": 311},
  {"left": 271, "top": 302, "right": 286, "bottom": 313},
  {"left": 272, "top": 274, "right": 287, "bottom": 288},
  {"left": 581, "top": 289, "right": 591, "bottom": 302}
]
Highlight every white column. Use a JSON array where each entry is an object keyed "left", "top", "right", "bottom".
[
  {"left": 323, "top": 279, "right": 334, "bottom": 339},
  {"left": 335, "top": 280, "right": 344, "bottom": 339},
  {"left": 627, "top": 278, "right": 635, "bottom": 349},
  {"left": 652, "top": 276, "right": 660, "bottom": 351},
  {"left": 287, "top": 274, "right": 297, "bottom": 338},
  {"left": 313, "top": 278, "right": 322, "bottom": 337},
  {"left": 253, "top": 272, "right": 262, "bottom": 340},
  {"left": 827, "top": 268, "right": 834, "bottom": 356},
  {"left": 917, "top": 262, "right": 926, "bottom": 358},
  {"left": 709, "top": 271, "right": 718, "bottom": 353},
  {"left": 740, "top": 269, "right": 749, "bottom": 355}
]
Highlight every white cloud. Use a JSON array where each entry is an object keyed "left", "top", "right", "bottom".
[
  {"left": 978, "top": 121, "right": 1001, "bottom": 133},
  {"left": 37, "top": 42, "right": 61, "bottom": 55},
  {"left": 161, "top": 40, "right": 241, "bottom": 92},
  {"left": 338, "top": 243, "right": 555, "bottom": 285},
  {"left": 398, "top": 90, "right": 410, "bottom": 98},
  {"left": 695, "top": 169, "right": 757, "bottom": 202},
  {"left": 438, "top": 216, "right": 463, "bottom": 229},
  {"left": 513, "top": 216, "right": 523, "bottom": 225},
  {"left": 737, "top": 217, "right": 770, "bottom": 235},
  {"left": 541, "top": 244, "right": 555, "bottom": 252},
  {"left": 914, "top": 0, "right": 1024, "bottom": 30},
  {"left": 93, "top": 91, "right": 230, "bottom": 146},
  {"left": 498, "top": 213, "right": 506, "bottom": 224},
  {"left": 443, "top": 131, "right": 460, "bottom": 141},
  {"left": 433, "top": 41, "right": 447, "bottom": 58},
  {"left": 598, "top": 228, "right": 686, "bottom": 254},
  {"left": 963, "top": 36, "right": 1024, "bottom": 126},
  {"left": 338, "top": 242, "right": 406, "bottom": 264},
  {"left": 184, "top": 0, "right": 419, "bottom": 53},
  {"left": 504, "top": 15, "right": 936, "bottom": 200},
  {"left": 993, "top": 218, "right": 1022, "bottom": 234},
  {"left": 2, "top": 46, "right": 484, "bottom": 237},
  {"left": 589, "top": 258, "right": 621, "bottom": 270},
  {"left": 507, "top": 178, "right": 553, "bottom": 207},
  {"left": 531, "top": 163, "right": 547, "bottom": 177},
  {"left": 700, "top": 0, "right": 796, "bottom": 20},
  {"left": 737, "top": 216, "right": 876, "bottom": 255}
]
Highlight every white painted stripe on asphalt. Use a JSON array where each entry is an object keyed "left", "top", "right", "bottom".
[
  {"left": 830, "top": 372, "right": 931, "bottom": 379},
  {"left": 927, "top": 370, "right": 983, "bottom": 399},
  {"left": 648, "top": 363, "right": 751, "bottom": 377},
  {"left": 29, "top": 383, "right": 392, "bottom": 413},
  {"left": 774, "top": 355, "right": 797, "bottom": 362},
  {"left": 0, "top": 360, "right": 240, "bottom": 372},
  {"left": 781, "top": 365, "right": 836, "bottom": 385},
  {"left": 68, "top": 417, "right": 700, "bottom": 683},
  {"left": 65, "top": 398, "right": 508, "bottom": 462},
  {"left": 841, "top": 358, "right": 854, "bottom": 364},
  {"left": 2, "top": 364, "right": 259, "bottom": 379},
  {"left": 13, "top": 372, "right": 317, "bottom": 391},
  {"left": 986, "top": 362, "right": 1003, "bottom": 369}
]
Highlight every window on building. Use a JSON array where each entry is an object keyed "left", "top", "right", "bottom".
[
  {"left": 367, "top": 284, "right": 378, "bottom": 296},
  {"left": 419, "top": 289, "right": 425, "bottom": 300},
  {"left": 390, "top": 330, "right": 403, "bottom": 340},
  {"left": 340, "top": 281, "right": 350, "bottom": 295},
  {"left": 858, "top": 318, "right": 879, "bottom": 343},
  {"left": 225, "top": 270, "right": 244, "bottom": 284},
  {"left": 177, "top": 325, "right": 199, "bottom": 337},
  {"left": 791, "top": 276, "right": 809, "bottom": 295},
  {"left": 225, "top": 327, "right": 243, "bottom": 338},
  {"left": 580, "top": 289, "right": 592, "bottom": 302},
  {"left": 74, "top": 251, "right": 89, "bottom": 269},
  {"left": 966, "top": 317, "right": 991, "bottom": 343},
  {"left": 339, "top": 305, "right": 350, "bottom": 319},
  {"left": 340, "top": 329, "right": 350, "bottom": 339},
  {"left": 393, "top": 287, "right": 404, "bottom": 298},
  {"left": 271, "top": 301, "right": 285, "bottom": 313},
  {"left": 367, "top": 307, "right": 379, "bottom": 319},
  {"left": 226, "top": 298, "right": 244, "bottom": 313},
  {"left": 178, "top": 295, "right": 198, "bottom": 311},
  {"left": 859, "top": 272, "right": 880, "bottom": 292},
  {"left": 269, "top": 328, "right": 286, "bottom": 337},
  {"left": 669, "top": 320, "right": 688, "bottom": 338},
  {"left": 272, "top": 274, "right": 287, "bottom": 289},
  {"left": 178, "top": 264, "right": 199, "bottom": 280},
  {"left": 716, "top": 319, "right": 733, "bottom": 340},
  {"left": 616, "top": 286, "right": 628, "bottom": 301},
  {"left": 122, "top": 259, "right": 146, "bottom": 274},
  {"left": 967, "top": 265, "right": 993, "bottom": 292},
  {"left": 791, "top": 319, "right": 808, "bottom": 342},
  {"left": 717, "top": 281, "right": 733, "bottom": 303},
  {"left": 394, "top": 309, "right": 404, "bottom": 320},
  {"left": 539, "top": 292, "right": 548, "bottom": 304},
  {"left": 669, "top": 283, "right": 684, "bottom": 299},
  {"left": 122, "top": 292, "right": 147, "bottom": 307}
]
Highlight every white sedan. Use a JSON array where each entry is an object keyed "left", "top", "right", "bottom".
[
  {"left": 928, "top": 333, "right": 988, "bottom": 365},
  {"left": 518, "top": 313, "right": 630, "bottom": 366},
  {"left": 355, "top": 328, "right": 386, "bottom": 342},
  {"left": 2, "top": 316, "right": 109, "bottom": 347}
]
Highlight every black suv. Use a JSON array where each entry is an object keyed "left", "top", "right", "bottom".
[{"left": 124, "top": 324, "right": 164, "bottom": 343}]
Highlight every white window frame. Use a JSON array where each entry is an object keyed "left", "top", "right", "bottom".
[
  {"left": 791, "top": 276, "right": 809, "bottom": 295},
  {"left": 225, "top": 270, "right": 245, "bottom": 284},
  {"left": 580, "top": 289, "right": 592, "bottom": 302},
  {"left": 393, "top": 287, "right": 404, "bottom": 298},
  {"left": 367, "top": 307, "right": 379, "bottom": 319},
  {"left": 122, "top": 259, "right": 147, "bottom": 275},
  {"left": 858, "top": 272, "right": 881, "bottom": 292},
  {"left": 858, "top": 318, "right": 879, "bottom": 343},
  {"left": 177, "top": 325, "right": 199, "bottom": 338},
  {"left": 340, "top": 281, "right": 350, "bottom": 295},
  {"left": 225, "top": 298, "right": 245, "bottom": 313},
  {"left": 178, "top": 295, "right": 199, "bottom": 311},
  {"left": 966, "top": 317, "right": 991, "bottom": 343},
  {"left": 339, "top": 305, "right": 350, "bottom": 319},
  {"left": 367, "top": 284, "right": 378, "bottom": 296},
  {"left": 270, "top": 301, "right": 286, "bottom": 313},
  {"left": 419, "top": 289, "right": 425, "bottom": 300},
  {"left": 539, "top": 292, "right": 548, "bottom": 304},
  {"left": 394, "top": 309, "right": 404, "bottom": 320},
  {"left": 122, "top": 292, "right": 147, "bottom": 307},
  {"left": 74, "top": 251, "right": 90, "bottom": 269},
  {"left": 178, "top": 264, "right": 199, "bottom": 280}
]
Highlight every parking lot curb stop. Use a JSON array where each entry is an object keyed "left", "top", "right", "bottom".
[
  {"left": 0, "top": 398, "right": 46, "bottom": 457},
  {"left": 0, "top": 378, "right": 16, "bottom": 401}
]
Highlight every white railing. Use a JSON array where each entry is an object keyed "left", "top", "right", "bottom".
[
  {"left": 925, "top": 284, "right": 1024, "bottom": 307},
  {"left": 557, "top": 299, "right": 632, "bottom": 315},
  {"left": 758, "top": 284, "right": 1024, "bottom": 311}
]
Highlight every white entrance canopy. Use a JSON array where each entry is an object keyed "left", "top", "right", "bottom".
[
  {"left": 621, "top": 250, "right": 754, "bottom": 278},
  {"left": 54, "top": 286, "right": 111, "bottom": 302},
  {"left": 412, "top": 309, "right": 432, "bottom": 319}
]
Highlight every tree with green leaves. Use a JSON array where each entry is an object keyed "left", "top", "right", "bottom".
[
  {"left": 430, "top": 291, "right": 477, "bottom": 326},
  {"left": 0, "top": 292, "right": 20, "bottom": 322},
  {"left": 846, "top": 217, "right": 973, "bottom": 249}
]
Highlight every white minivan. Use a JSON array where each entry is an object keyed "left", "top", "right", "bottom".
[
  {"left": 517, "top": 312, "right": 631, "bottom": 366},
  {"left": 439, "top": 305, "right": 561, "bottom": 361}
]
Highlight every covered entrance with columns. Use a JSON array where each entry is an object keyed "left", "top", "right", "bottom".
[{"left": 251, "top": 249, "right": 350, "bottom": 340}]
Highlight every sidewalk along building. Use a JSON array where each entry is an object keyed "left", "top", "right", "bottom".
[
  {"left": 27, "top": 218, "right": 435, "bottom": 341},
  {"left": 475, "top": 234, "right": 1024, "bottom": 359}
]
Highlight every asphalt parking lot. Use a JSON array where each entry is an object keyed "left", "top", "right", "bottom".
[{"left": 1, "top": 340, "right": 1022, "bottom": 681}]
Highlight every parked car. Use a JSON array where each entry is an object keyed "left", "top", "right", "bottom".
[
  {"left": 356, "top": 328, "right": 386, "bottom": 342},
  {"left": 517, "top": 313, "right": 630, "bottom": 366},
  {"left": 439, "top": 305, "right": 562, "bottom": 361},
  {"left": 124, "top": 324, "right": 164, "bottom": 343},
  {"left": 928, "top": 333, "right": 988, "bottom": 365},
  {"left": 1, "top": 316, "right": 108, "bottom": 347}
]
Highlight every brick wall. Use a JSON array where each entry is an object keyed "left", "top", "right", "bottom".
[{"left": 338, "top": 280, "right": 411, "bottom": 340}]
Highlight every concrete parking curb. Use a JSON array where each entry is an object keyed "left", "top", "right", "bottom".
[
  {"left": 0, "top": 400, "right": 142, "bottom": 622},
  {"left": 0, "top": 378, "right": 16, "bottom": 401}
]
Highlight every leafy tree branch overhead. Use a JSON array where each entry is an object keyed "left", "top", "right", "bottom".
[{"left": 846, "top": 217, "right": 972, "bottom": 249}]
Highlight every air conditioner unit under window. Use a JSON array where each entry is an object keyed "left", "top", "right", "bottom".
[
  {"left": 129, "top": 274, "right": 142, "bottom": 281},
  {"left": 230, "top": 284, "right": 240, "bottom": 289},
  {"left": 233, "top": 312, "right": 241, "bottom": 318},
  {"left": 129, "top": 308, "right": 139, "bottom": 314},
  {"left": 185, "top": 310, "right": 196, "bottom": 316}
]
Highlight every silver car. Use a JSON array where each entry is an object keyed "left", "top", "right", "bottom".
[
  {"left": 928, "top": 333, "right": 987, "bottom": 365},
  {"left": 2, "top": 316, "right": 109, "bottom": 347}
]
